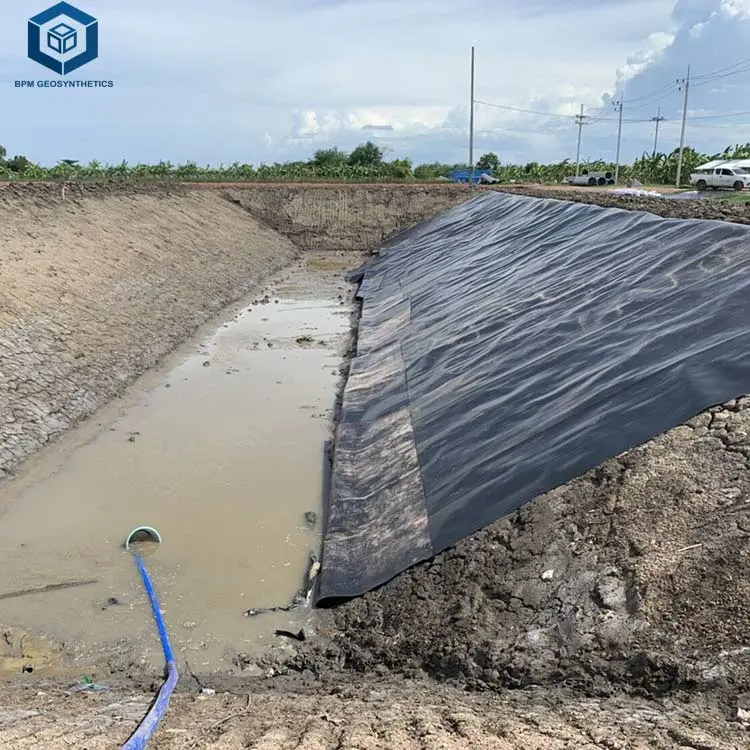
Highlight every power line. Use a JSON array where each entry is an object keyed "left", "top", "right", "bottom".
[
  {"left": 691, "top": 68, "right": 750, "bottom": 89},
  {"left": 467, "top": 47, "right": 750, "bottom": 182},
  {"left": 474, "top": 98, "right": 750, "bottom": 124},
  {"left": 689, "top": 110, "right": 750, "bottom": 119},
  {"left": 474, "top": 51, "right": 750, "bottom": 130},
  {"left": 596, "top": 59, "right": 750, "bottom": 114},
  {"left": 623, "top": 80, "right": 680, "bottom": 105},
  {"left": 589, "top": 113, "right": 654, "bottom": 123},
  {"left": 624, "top": 87, "right": 680, "bottom": 112},
  {"left": 473, "top": 99, "right": 577, "bottom": 119},
  {"left": 474, "top": 99, "right": 644, "bottom": 123},
  {"left": 692, "top": 58, "right": 750, "bottom": 81}
]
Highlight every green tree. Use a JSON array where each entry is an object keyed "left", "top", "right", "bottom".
[
  {"left": 388, "top": 158, "right": 413, "bottom": 179},
  {"left": 311, "top": 147, "right": 348, "bottom": 169},
  {"left": 348, "top": 141, "right": 383, "bottom": 166},
  {"left": 0, "top": 145, "right": 6, "bottom": 163},
  {"left": 5, "top": 155, "right": 32, "bottom": 173},
  {"left": 476, "top": 152, "right": 499, "bottom": 171},
  {"left": 729, "top": 143, "right": 750, "bottom": 159}
]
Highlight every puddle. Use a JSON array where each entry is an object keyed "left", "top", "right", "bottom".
[{"left": 0, "top": 260, "right": 352, "bottom": 677}]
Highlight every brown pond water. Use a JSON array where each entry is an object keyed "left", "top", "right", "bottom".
[{"left": 0, "top": 258, "right": 353, "bottom": 679}]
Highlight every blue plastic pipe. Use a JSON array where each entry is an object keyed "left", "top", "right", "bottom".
[{"left": 121, "top": 553, "right": 178, "bottom": 750}]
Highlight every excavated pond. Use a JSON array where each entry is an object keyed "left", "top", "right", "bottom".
[{"left": 0, "top": 255, "right": 354, "bottom": 679}]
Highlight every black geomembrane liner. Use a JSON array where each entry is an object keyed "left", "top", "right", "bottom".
[{"left": 316, "top": 191, "right": 750, "bottom": 603}]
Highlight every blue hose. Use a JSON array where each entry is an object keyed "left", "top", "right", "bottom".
[{"left": 121, "top": 553, "right": 178, "bottom": 750}]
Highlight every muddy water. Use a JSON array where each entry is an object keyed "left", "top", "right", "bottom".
[{"left": 0, "top": 257, "right": 353, "bottom": 678}]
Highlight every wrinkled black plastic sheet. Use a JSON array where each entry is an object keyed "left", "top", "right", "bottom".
[{"left": 316, "top": 191, "right": 750, "bottom": 602}]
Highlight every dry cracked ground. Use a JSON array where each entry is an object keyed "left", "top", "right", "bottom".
[{"left": 1, "top": 183, "right": 750, "bottom": 748}]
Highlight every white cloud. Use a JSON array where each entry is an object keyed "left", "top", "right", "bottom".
[
  {"left": 615, "top": 31, "right": 677, "bottom": 86},
  {"left": 720, "top": 0, "right": 750, "bottom": 19}
]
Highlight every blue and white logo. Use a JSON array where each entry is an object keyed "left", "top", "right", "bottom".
[{"left": 28, "top": 2, "right": 98, "bottom": 75}]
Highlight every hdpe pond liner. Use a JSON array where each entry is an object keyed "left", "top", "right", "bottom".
[{"left": 316, "top": 191, "right": 750, "bottom": 603}]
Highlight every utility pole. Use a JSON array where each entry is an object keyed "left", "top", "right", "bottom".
[
  {"left": 651, "top": 106, "right": 665, "bottom": 156},
  {"left": 469, "top": 45, "right": 475, "bottom": 188},
  {"left": 614, "top": 98, "right": 624, "bottom": 184},
  {"left": 574, "top": 104, "right": 588, "bottom": 176},
  {"left": 675, "top": 65, "right": 691, "bottom": 188}
]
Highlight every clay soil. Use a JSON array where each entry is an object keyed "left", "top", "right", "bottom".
[
  {"left": 0, "top": 675, "right": 744, "bottom": 749},
  {"left": 1, "top": 182, "right": 749, "bottom": 748}
]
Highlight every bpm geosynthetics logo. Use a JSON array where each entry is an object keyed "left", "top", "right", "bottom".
[
  {"left": 29, "top": 2, "right": 97, "bottom": 74},
  {"left": 16, "top": 3, "right": 113, "bottom": 88}
]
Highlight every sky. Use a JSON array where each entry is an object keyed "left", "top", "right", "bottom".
[{"left": 1, "top": 0, "right": 750, "bottom": 167}]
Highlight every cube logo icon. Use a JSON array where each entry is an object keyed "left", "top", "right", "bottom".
[
  {"left": 47, "top": 23, "right": 77, "bottom": 54},
  {"left": 28, "top": 2, "right": 98, "bottom": 75}
]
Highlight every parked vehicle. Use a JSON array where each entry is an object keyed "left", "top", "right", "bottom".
[{"left": 690, "top": 161, "right": 750, "bottom": 191}]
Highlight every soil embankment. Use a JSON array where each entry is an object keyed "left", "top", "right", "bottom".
[
  {"left": 499, "top": 184, "right": 750, "bottom": 224},
  {"left": 225, "top": 183, "right": 750, "bottom": 254},
  {"left": 0, "top": 183, "right": 298, "bottom": 476},
  {"left": 225, "top": 185, "right": 471, "bottom": 252}
]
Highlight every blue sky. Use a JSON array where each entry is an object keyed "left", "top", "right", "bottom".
[{"left": 1, "top": 0, "right": 749, "bottom": 167}]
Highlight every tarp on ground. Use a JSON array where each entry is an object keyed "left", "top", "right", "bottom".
[{"left": 316, "top": 191, "right": 750, "bottom": 603}]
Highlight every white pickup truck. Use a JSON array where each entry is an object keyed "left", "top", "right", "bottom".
[{"left": 690, "top": 165, "right": 750, "bottom": 191}]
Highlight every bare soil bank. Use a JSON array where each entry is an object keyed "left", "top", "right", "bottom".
[
  {"left": 2, "top": 182, "right": 749, "bottom": 258},
  {"left": 225, "top": 185, "right": 469, "bottom": 252},
  {"left": 224, "top": 183, "right": 750, "bottom": 253},
  {"left": 498, "top": 184, "right": 750, "bottom": 224},
  {"left": 0, "top": 183, "right": 298, "bottom": 476}
]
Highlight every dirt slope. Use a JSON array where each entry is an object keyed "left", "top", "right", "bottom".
[
  {"left": 497, "top": 184, "right": 750, "bottom": 224},
  {"left": 225, "top": 185, "right": 468, "bottom": 252},
  {"left": 223, "top": 182, "right": 750, "bottom": 254},
  {"left": 0, "top": 184, "right": 297, "bottom": 476}
]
